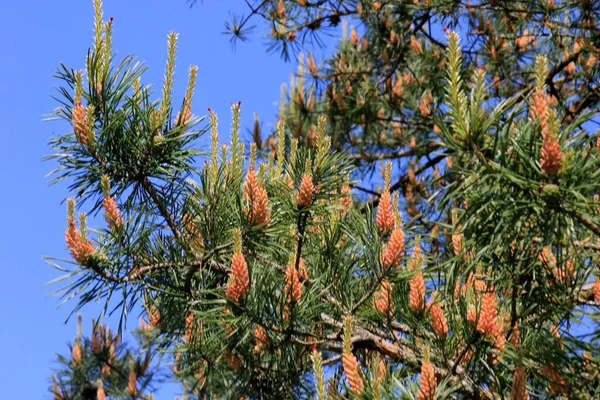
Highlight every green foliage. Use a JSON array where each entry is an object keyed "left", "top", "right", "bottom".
[
  {"left": 51, "top": 316, "right": 161, "bottom": 400},
  {"left": 46, "top": 1, "right": 600, "bottom": 399}
]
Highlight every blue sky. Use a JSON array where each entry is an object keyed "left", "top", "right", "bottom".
[{"left": 0, "top": 0, "right": 315, "bottom": 397}]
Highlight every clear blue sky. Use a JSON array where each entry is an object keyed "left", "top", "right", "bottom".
[{"left": 0, "top": 0, "right": 311, "bottom": 397}]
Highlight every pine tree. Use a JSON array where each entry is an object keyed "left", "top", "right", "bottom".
[
  {"left": 50, "top": 315, "right": 160, "bottom": 400},
  {"left": 47, "top": 1, "right": 600, "bottom": 398},
  {"left": 228, "top": 0, "right": 600, "bottom": 223}
]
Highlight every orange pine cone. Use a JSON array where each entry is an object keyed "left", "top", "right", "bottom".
[
  {"left": 244, "top": 166, "right": 270, "bottom": 227},
  {"left": 72, "top": 101, "right": 88, "bottom": 145},
  {"left": 383, "top": 226, "right": 405, "bottom": 267},
  {"left": 225, "top": 251, "right": 250, "bottom": 302},
  {"left": 225, "top": 281, "right": 243, "bottom": 303},
  {"left": 491, "top": 329, "right": 506, "bottom": 364},
  {"left": 275, "top": 0, "right": 285, "bottom": 18},
  {"left": 409, "top": 272, "right": 425, "bottom": 313},
  {"left": 176, "top": 100, "right": 191, "bottom": 126},
  {"left": 374, "top": 280, "right": 393, "bottom": 315},
  {"left": 540, "top": 131, "right": 563, "bottom": 175},
  {"left": 376, "top": 358, "right": 386, "bottom": 384},
  {"left": 349, "top": 26, "right": 359, "bottom": 47},
  {"left": 530, "top": 90, "right": 549, "bottom": 133},
  {"left": 298, "top": 257, "right": 308, "bottom": 281},
  {"left": 428, "top": 301, "right": 448, "bottom": 337},
  {"left": 52, "top": 378, "right": 63, "bottom": 400},
  {"left": 418, "top": 91, "right": 433, "bottom": 116},
  {"left": 251, "top": 185, "right": 270, "bottom": 227},
  {"left": 340, "top": 185, "right": 353, "bottom": 211},
  {"left": 593, "top": 279, "right": 600, "bottom": 302},
  {"left": 183, "top": 213, "right": 203, "bottom": 250},
  {"left": 376, "top": 190, "right": 394, "bottom": 234},
  {"left": 540, "top": 246, "right": 556, "bottom": 268},
  {"left": 554, "top": 259, "right": 575, "bottom": 284},
  {"left": 473, "top": 276, "right": 486, "bottom": 293},
  {"left": 101, "top": 362, "right": 111, "bottom": 377},
  {"left": 542, "top": 367, "right": 566, "bottom": 395},
  {"left": 477, "top": 291, "right": 499, "bottom": 337},
  {"left": 253, "top": 326, "right": 269, "bottom": 353},
  {"left": 65, "top": 217, "right": 79, "bottom": 254},
  {"left": 410, "top": 36, "right": 423, "bottom": 55},
  {"left": 244, "top": 166, "right": 259, "bottom": 201},
  {"left": 103, "top": 195, "right": 122, "bottom": 229},
  {"left": 511, "top": 367, "right": 529, "bottom": 400},
  {"left": 97, "top": 386, "right": 106, "bottom": 400},
  {"left": 407, "top": 241, "right": 422, "bottom": 271},
  {"left": 564, "top": 61, "right": 576, "bottom": 75},
  {"left": 127, "top": 369, "right": 137, "bottom": 397},
  {"left": 452, "top": 232, "right": 463, "bottom": 256},
  {"left": 297, "top": 173, "right": 315, "bottom": 209},
  {"left": 342, "top": 352, "right": 364, "bottom": 395},
  {"left": 453, "top": 281, "right": 461, "bottom": 299},
  {"left": 285, "top": 261, "right": 303, "bottom": 302},
  {"left": 531, "top": 89, "right": 563, "bottom": 175},
  {"left": 148, "top": 307, "right": 162, "bottom": 328},
  {"left": 510, "top": 324, "right": 521, "bottom": 346},
  {"left": 91, "top": 330, "right": 102, "bottom": 354},
  {"left": 392, "top": 76, "right": 403, "bottom": 99},
  {"left": 223, "top": 352, "right": 242, "bottom": 369},
  {"left": 65, "top": 217, "right": 95, "bottom": 264},
  {"left": 184, "top": 312, "right": 194, "bottom": 343},
  {"left": 72, "top": 342, "right": 81, "bottom": 366},
  {"left": 417, "top": 362, "right": 437, "bottom": 400},
  {"left": 454, "top": 344, "right": 474, "bottom": 366},
  {"left": 515, "top": 29, "right": 534, "bottom": 50},
  {"left": 282, "top": 303, "right": 292, "bottom": 321}
]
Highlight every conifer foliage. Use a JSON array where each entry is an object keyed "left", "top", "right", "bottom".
[
  {"left": 47, "top": 1, "right": 600, "bottom": 399},
  {"left": 51, "top": 315, "right": 160, "bottom": 400}
]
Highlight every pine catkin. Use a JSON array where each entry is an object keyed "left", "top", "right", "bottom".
[
  {"left": 530, "top": 88, "right": 562, "bottom": 175},
  {"left": 342, "top": 352, "right": 364, "bottom": 395},
  {"left": 72, "top": 101, "right": 88, "bottom": 146},
  {"left": 409, "top": 271, "right": 426, "bottom": 313},
  {"left": 593, "top": 278, "right": 600, "bottom": 302},
  {"left": 65, "top": 213, "right": 95, "bottom": 264},
  {"left": 383, "top": 226, "right": 405, "bottom": 267},
  {"left": 127, "top": 365, "right": 137, "bottom": 396},
  {"left": 284, "top": 260, "right": 303, "bottom": 302},
  {"left": 225, "top": 251, "right": 250, "bottom": 303},
  {"left": 374, "top": 280, "right": 393, "bottom": 315},
  {"left": 407, "top": 241, "right": 422, "bottom": 271},
  {"left": 52, "top": 375, "right": 63, "bottom": 400},
  {"left": 428, "top": 301, "right": 448, "bottom": 337},
  {"left": 244, "top": 166, "right": 270, "bottom": 227},
  {"left": 477, "top": 291, "right": 499, "bottom": 337},
  {"left": 103, "top": 195, "right": 122, "bottom": 229},
  {"left": 297, "top": 173, "right": 315, "bottom": 209},
  {"left": 511, "top": 368, "right": 529, "bottom": 400},
  {"left": 541, "top": 367, "right": 566, "bottom": 395},
  {"left": 71, "top": 342, "right": 81, "bottom": 366},
  {"left": 340, "top": 184, "right": 353, "bottom": 211},
  {"left": 253, "top": 326, "right": 269, "bottom": 353},
  {"left": 184, "top": 312, "right": 194, "bottom": 343},
  {"left": 417, "top": 361, "right": 436, "bottom": 400},
  {"left": 376, "top": 190, "right": 395, "bottom": 234},
  {"left": 97, "top": 384, "right": 106, "bottom": 400}
]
